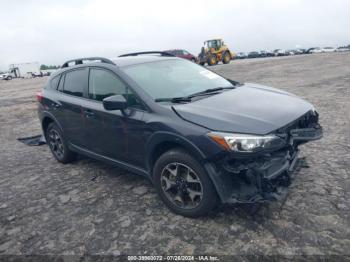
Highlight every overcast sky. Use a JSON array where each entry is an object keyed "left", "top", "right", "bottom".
[{"left": 1, "top": 0, "right": 350, "bottom": 70}]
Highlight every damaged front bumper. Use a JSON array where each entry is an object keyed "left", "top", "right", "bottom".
[
  {"left": 207, "top": 124, "right": 322, "bottom": 204},
  {"left": 223, "top": 148, "right": 301, "bottom": 203}
]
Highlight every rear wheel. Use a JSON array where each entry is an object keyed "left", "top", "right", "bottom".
[
  {"left": 222, "top": 51, "right": 231, "bottom": 64},
  {"left": 153, "top": 148, "right": 218, "bottom": 217},
  {"left": 46, "top": 123, "right": 76, "bottom": 163}
]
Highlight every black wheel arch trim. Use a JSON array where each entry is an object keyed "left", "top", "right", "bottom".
[
  {"left": 145, "top": 131, "right": 227, "bottom": 202},
  {"left": 41, "top": 111, "right": 64, "bottom": 134},
  {"left": 145, "top": 131, "right": 206, "bottom": 171}
]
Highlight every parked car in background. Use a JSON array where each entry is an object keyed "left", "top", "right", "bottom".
[
  {"left": 322, "top": 47, "right": 336, "bottom": 53},
  {"left": 37, "top": 54, "right": 322, "bottom": 217},
  {"left": 285, "top": 50, "right": 295, "bottom": 55},
  {"left": 164, "top": 49, "right": 196, "bottom": 62},
  {"left": 299, "top": 49, "right": 307, "bottom": 54},
  {"left": 259, "top": 50, "right": 268, "bottom": 57},
  {"left": 266, "top": 50, "right": 275, "bottom": 57},
  {"left": 0, "top": 71, "right": 16, "bottom": 80},
  {"left": 336, "top": 46, "right": 350, "bottom": 52},
  {"left": 274, "top": 49, "right": 286, "bottom": 56},
  {"left": 248, "top": 51, "right": 260, "bottom": 58},
  {"left": 236, "top": 52, "right": 247, "bottom": 59},
  {"left": 31, "top": 72, "right": 44, "bottom": 78},
  {"left": 0, "top": 72, "right": 14, "bottom": 80},
  {"left": 309, "top": 47, "right": 322, "bottom": 54},
  {"left": 293, "top": 49, "right": 305, "bottom": 55}
]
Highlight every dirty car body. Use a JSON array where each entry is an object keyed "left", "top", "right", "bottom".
[{"left": 38, "top": 55, "right": 322, "bottom": 216}]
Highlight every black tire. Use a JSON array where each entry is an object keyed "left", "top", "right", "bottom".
[
  {"left": 222, "top": 51, "right": 231, "bottom": 64},
  {"left": 46, "top": 122, "right": 76, "bottom": 164},
  {"left": 199, "top": 62, "right": 205, "bottom": 66},
  {"left": 207, "top": 54, "right": 217, "bottom": 66},
  {"left": 153, "top": 148, "right": 219, "bottom": 217},
  {"left": 7, "top": 76, "right": 12, "bottom": 80}
]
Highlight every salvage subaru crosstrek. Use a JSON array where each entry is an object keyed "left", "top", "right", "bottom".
[{"left": 37, "top": 52, "right": 322, "bottom": 217}]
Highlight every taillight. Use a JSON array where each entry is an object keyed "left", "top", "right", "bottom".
[{"left": 36, "top": 91, "right": 43, "bottom": 102}]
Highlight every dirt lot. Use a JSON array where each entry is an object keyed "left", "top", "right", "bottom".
[{"left": 0, "top": 53, "right": 349, "bottom": 257}]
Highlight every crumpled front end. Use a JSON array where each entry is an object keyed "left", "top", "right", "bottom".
[{"left": 208, "top": 110, "right": 322, "bottom": 204}]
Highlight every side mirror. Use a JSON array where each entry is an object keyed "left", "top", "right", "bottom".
[{"left": 103, "top": 95, "right": 128, "bottom": 110}]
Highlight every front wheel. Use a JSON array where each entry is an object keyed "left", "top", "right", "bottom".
[
  {"left": 207, "top": 55, "right": 218, "bottom": 66},
  {"left": 153, "top": 149, "right": 219, "bottom": 217}
]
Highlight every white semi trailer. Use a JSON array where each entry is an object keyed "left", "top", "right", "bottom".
[{"left": 8, "top": 62, "right": 40, "bottom": 78}]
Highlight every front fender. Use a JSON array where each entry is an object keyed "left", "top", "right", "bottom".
[
  {"left": 145, "top": 131, "right": 206, "bottom": 171},
  {"left": 145, "top": 131, "right": 229, "bottom": 202}
]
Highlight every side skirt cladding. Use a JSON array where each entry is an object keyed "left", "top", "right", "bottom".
[{"left": 69, "top": 143, "right": 150, "bottom": 178}]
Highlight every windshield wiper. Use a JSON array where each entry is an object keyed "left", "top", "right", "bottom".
[
  {"left": 155, "top": 86, "right": 235, "bottom": 103},
  {"left": 187, "top": 86, "right": 235, "bottom": 98},
  {"left": 155, "top": 97, "right": 192, "bottom": 103}
]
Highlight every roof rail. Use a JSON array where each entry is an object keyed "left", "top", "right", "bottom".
[
  {"left": 118, "top": 51, "right": 175, "bottom": 57},
  {"left": 61, "top": 57, "right": 115, "bottom": 68}
]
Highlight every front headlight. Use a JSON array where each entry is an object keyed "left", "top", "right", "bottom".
[{"left": 208, "top": 132, "right": 286, "bottom": 153}]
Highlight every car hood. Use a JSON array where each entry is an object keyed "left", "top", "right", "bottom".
[{"left": 172, "top": 83, "right": 314, "bottom": 135}]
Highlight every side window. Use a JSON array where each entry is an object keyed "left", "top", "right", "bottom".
[
  {"left": 89, "top": 68, "right": 145, "bottom": 110},
  {"left": 125, "top": 91, "right": 145, "bottom": 110},
  {"left": 89, "top": 68, "right": 126, "bottom": 101},
  {"left": 183, "top": 50, "right": 189, "bottom": 55},
  {"left": 63, "top": 69, "right": 86, "bottom": 97},
  {"left": 48, "top": 75, "right": 60, "bottom": 90}
]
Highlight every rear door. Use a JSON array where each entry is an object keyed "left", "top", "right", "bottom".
[
  {"left": 83, "top": 67, "right": 146, "bottom": 167},
  {"left": 59, "top": 68, "right": 89, "bottom": 148}
]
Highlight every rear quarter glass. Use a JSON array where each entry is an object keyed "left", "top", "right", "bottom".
[{"left": 47, "top": 75, "right": 60, "bottom": 89}]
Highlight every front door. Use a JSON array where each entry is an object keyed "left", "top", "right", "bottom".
[{"left": 83, "top": 68, "right": 146, "bottom": 167}]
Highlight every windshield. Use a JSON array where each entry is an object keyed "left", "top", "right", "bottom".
[
  {"left": 122, "top": 59, "right": 233, "bottom": 100},
  {"left": 207, "top": 40, "right": 220, "bottom": 48}
]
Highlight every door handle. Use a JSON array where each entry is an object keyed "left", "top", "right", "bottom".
[{"left": 84, "top": 109, "right": 95, "bottom": 118}]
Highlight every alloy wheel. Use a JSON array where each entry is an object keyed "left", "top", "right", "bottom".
[
  {"left": 160, "top": 162, "right": 203, "bottom": 209},
  {"left": 48, "top": 129, "right": 64, "bottom": 159}
]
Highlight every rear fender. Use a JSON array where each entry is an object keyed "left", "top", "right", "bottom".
[{"left": 41, "top": 111, "right": 64, "bottom": 134}]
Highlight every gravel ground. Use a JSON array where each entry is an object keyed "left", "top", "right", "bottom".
[{"left": 0, "top": 53, "right": 349, "bottom": 258}]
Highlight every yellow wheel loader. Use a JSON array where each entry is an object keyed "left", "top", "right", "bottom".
[{"left": 198, "top": 39, "right": 235, "bottom": 66}]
